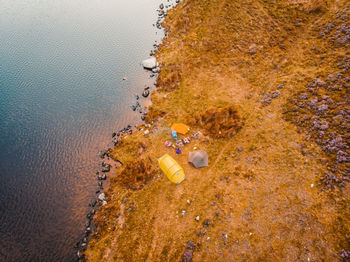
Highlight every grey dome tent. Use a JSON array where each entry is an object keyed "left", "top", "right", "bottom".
[{"left": 188, "top": 150, "right": 208, "bottom": 168}]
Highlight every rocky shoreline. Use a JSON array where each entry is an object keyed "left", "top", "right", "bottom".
[{"left": 74, "top": 1, "right": 181, "bottom": 260}]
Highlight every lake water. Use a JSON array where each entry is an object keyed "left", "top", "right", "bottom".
[{"left": 0, "top": 0, "right": 171, "bottom": 260}]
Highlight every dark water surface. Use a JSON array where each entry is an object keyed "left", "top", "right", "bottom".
[{"left": 0, "top": 0, "right": 170, "bottom": 260}]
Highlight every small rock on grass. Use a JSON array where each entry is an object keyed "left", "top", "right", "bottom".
[{"left": 203, "top": 219, "right": 211, "bottom": 228}]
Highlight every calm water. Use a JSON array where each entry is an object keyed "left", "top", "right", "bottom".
[{"left": 0, "top": 0, "right": 172, "bottom": 260}]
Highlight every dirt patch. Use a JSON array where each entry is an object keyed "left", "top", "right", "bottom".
[
  {"left": 113, "top": 158, "right": 156, "bottom": 190},
  {"left": 189, "top": 106, "right": 243, "bottom": 138}
]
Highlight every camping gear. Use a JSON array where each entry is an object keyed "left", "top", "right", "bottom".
[
  {"left": 171, "top": 123, "right": 190, "bottom": 135},
  {"left": 188, "top": 150, "right": 209, "bottom": 168},
  {"left": 183, "top": 137, "right": 191, "bottom": 144},
  {"left": 158, "top": 154, "right": 185, "bottom": 184},
  {"left": 176, "top": 139, "right": 184, "bottom": 147},
  {"left": 176, "top": 148, "right": 182, "bottom": 154},
  {"left": 172, "top": 130, "right": 178, "bottom": 140},
  {"left": 165, "top": 141, "right": 172, "bottom": 147}
]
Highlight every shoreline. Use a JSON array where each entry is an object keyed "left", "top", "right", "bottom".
[
  {"left": 84, "top": 0, "right": 349, "bottom": 261},
  {"left": 74, "top": 1, "right": 180, "bottom": 260}
]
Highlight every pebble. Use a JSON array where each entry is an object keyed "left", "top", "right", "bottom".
[
  {"left": 98, "top": 193, "right": 105, "bottom": 201},
  {"left": 203, "top": 219, "right": 211, "bottom": 227},
  {"left": 181, "top": 210, "right": 186, "bottom": 216},
  {"left": 195, "top": 216, "right": 200, "bottom": 221}
]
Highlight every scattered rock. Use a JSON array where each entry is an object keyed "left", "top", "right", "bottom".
[
  {"left": 152, "top": 67, "right": 160, "bottom": 73},
  {"left": 98, "top": 193, "right": 105, "bottom": 201},
  {"left": 202, "top": 219, "right": 211, "bottom": 228},
  {"left": 249, "top": 45, "right": 256, "bottom": 54},
  {"left": 98, "top": 173, "right": 107, "bottom": 180},
  {"left": 102, "top": 165, "right": 110, "bottom": 173},
  {"left": 77, "top": 249, "right": 85, "bottom": 260},
  {"left": 142, "top": 89, "right": 150, "bottom": 97}
]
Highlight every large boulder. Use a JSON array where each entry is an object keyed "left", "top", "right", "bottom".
[{"left": 142, "top": 57, "right": 157, "bottom": 69}]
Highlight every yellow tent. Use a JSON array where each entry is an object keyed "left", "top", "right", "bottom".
[
  {"left": 171, "top": 123, "right": 190, "bottom": 135},
  {"left": 158, "top": 154, "right": 185, "bottom": 184}
]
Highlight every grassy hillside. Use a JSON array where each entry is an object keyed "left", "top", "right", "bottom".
[{"left": 85, "top": 0, "right": 349, "bottom": 261}]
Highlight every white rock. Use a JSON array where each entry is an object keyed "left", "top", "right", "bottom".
[
  {"left": 144, "top": 130, "right": 150, "bottom": 135},
  {"left": 98, "top": 193, "right": 105, "bottom": 201},
  {"left": 187, "top": 200, "right": 190, "bottom": 204},
  {"left": 142, "top": 57, "right": 157, "bottom": 69},
  {"left": 195, "top": 216, "right": 200, "bottom": 221},
  {"left": 311, "top": 184, "right": 314, "bottom": 188},
  {"left": 102, "top": 200, "right": 107, "bottom": 206},
  {"left": 181, "top": 210, "right": 186, "bottom": 216}
]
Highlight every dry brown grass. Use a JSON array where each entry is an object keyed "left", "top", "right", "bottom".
[
  {"left": 290, "top": 0, "right": 327, "bottom": 13},
  {"left": 112, "top": 158, "right": 156, "bottom": 190},
  {"left": 189, "top": 106, "right": 242, "bottom": 138},
  {"left": 85, "top": 0, "right": 350, "bottom": 261}
]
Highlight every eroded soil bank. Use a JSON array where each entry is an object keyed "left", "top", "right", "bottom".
[{"left": 85, "top": 0, "right": 349, "bottom": 261}]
